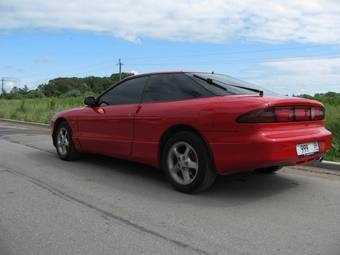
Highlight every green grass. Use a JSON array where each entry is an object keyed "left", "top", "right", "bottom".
[
  {"left": 323, "top": 103, "right": 340, "bottom": 161},
  {"left": 0, "top": 97, "right": 339, "bottom": 162},
  {"left": 0, "top": 97, "right": 83, "bottom": 124}
]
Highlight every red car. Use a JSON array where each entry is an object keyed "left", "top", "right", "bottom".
[{"left": 51, "top": 71, "right": 332, "bottom": 192}]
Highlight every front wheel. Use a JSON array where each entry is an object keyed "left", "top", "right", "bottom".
[
  {"left": 54, "top": 121, "right": 80, "bottom": 160},
  {"left": 162, "top": 131, "right": 216, "bottom": 193}
]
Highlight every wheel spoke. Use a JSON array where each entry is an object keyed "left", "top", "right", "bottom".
[
  {"left": 184, "top": 146, "right": 190, "bottom": 158},
  {"left": 62, "top": 129, "right": 68, "bottom": 140},
  {"left": 182, "top": 169, "right": 191, "bottom": 184},
  {"left": 187, "top": 159, "right": 198, "bottom": 170},
  {"left": 60, "top": 130, "right": 65, "bottom": 139},
  {"left": 172, "top": 147, "right": 181, "bottom": 158}
]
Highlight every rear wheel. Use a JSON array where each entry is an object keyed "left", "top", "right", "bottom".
[
  {"left": 162, "top": 131, "right": 216, "bottom": 193},
  {"left": 255, "top": 166, "right": 282, "bottom": 174},
  {"left": 54, "top": 121, "right": 80, "bottom": 160}
]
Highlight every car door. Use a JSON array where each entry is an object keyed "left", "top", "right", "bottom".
[
  {"left": 132, "top": 73, "right": 213, "bottom": 165},
  {"left": 77, "top": 76, "right": 148, "bottom": 157}
]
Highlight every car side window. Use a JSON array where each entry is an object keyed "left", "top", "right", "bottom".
[
  {"left": 143, "top": 73, "right": 213, "bottom": 103},
  {"left": 98, "top": 76, "right": 148, "bottom": 106}
]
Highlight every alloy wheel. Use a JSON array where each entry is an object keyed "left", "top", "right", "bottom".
[
  {"left": 57, "top": 127, "right": 70, "bottom": 156},
  {"left": 167, "top": 141, "right": 199, "bottom": 185}
]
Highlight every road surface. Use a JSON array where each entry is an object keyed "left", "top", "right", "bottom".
[{"left": 0, "top": 120, "right": 339, "bottom": 255}]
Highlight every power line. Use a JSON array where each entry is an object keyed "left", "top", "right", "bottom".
[
  {"left": 10, "top": 51, "right": 340, "bottom": 88},
  {"left": 124, "top": 53, "right": 340, "bottom": 67},
  {"left": 21, "top": 44, "right": 330, "bottom": 79},
  {"left": 4, "top": 43, "right": 337, "bottom": 84},
  {"left": 122, "top": 44, "right": 328, "bottom": 62}
]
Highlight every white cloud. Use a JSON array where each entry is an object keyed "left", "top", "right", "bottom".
[
  {"left": 1, "top": 0, "right": 340, "bottom": 43},
  {"left": 129, "top": 70, "right": 139, "bottom": 75},
  {"left": 249, "top": 56, "right": 340, "bottom": 95}
]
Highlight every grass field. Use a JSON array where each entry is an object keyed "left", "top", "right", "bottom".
[
  {"left": 323, "top": 103, "right": 340, "bottom": 161},
  {"left": 0, "top": 97, "right": 339, "bottom": 161},
  {"left": 0, "top": 97, "right": 84, "bottom": 124}
]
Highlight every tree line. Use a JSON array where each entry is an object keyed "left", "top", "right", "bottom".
[
  {"left": 1, "top": 73, "right": 339, "bottom": 102},
  {"left": 1, "top": 73, "right": 132, "bottom": 99},
  {"left": 297, "top": 92, "right": 340, "bottom": 105}
]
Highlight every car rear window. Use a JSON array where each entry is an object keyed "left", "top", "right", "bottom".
[
  {"left": 188, "top": 72, "right": 278, "bottom": 96},
  {"left": 143, "top": 73, "right": 213, "bottom": 103}
]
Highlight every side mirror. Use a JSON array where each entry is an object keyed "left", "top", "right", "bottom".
[{"left": 84, "top": 96, "right": 96, "bottom": 107}]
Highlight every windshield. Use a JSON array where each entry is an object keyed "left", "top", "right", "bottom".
[{"left": 187, "top": 72, "right": 279, "bottom": 96}]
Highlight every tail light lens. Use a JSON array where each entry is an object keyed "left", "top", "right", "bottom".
[
  {"left": 275, "top": 107, "right": 294, "bottom": 122},
  {"left": 311, "top": 107, "right": 324, "bottom": 120},
  {"left": 237, "top": 106, "right": 324, "bottom": 123},
  {"left": 295, "top": 107, "right": 310, "bottom": 121}
]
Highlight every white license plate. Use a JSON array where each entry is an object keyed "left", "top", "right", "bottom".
[{"left": 296, "top": 142, "right": 319, "bottom": 156}]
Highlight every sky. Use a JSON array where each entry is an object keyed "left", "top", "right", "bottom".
[{"left": 1, "top": 0, "right": 340, "bottom": 95}]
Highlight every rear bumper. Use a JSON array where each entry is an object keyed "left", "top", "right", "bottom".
[{"left": 208, "top": 127, "right": 332, "bottom": 175}]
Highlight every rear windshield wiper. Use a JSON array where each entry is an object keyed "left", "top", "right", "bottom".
[
  {"left": 193, "top": 74, "right": 230, "bottom": 93},
  {"left": 193, "top": 74, "right": 263, "bottom": 97}
]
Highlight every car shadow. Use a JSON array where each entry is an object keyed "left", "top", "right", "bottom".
[
  {"left": 28, "top": 150, "right": 300, "bottom": 207},
  {"left": 79, "top": 154, "right": 299, "bottom": 205},
  {"left": 199, "top": 171, "right": 299, "bottom": 207}
]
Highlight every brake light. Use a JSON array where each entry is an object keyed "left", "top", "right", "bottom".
[
  {"left": 237, "top": 106, "right": 324, "bottom": 123},
  {"left": 311, "top": 107, "right": 324, "bottom": 120},
  {"left": 237, "top": 108, "right": 275, "bottom": 123},
  {"left": 275, "top": 107, "right": 294, "bottom": 122},
  {"left": 295, "top": 107, "right": 310, "bottom": 121}
]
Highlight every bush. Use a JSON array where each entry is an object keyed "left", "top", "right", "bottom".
[{"left": 62, "top": 89, "right": 81, "bottom": 97}]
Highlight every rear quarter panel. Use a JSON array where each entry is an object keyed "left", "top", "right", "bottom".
[{"left": 132, "top": 95, "right": 271, "bottom": 167}]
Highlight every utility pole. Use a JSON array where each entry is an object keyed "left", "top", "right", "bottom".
[
  {"left": 1, "top": 77, "right": 4, "bottom": 96},
  {"left": 0, "top": 77, "right": 19, "bottom": 96},
  {"left": 116, "top": 58, "right": 124, "bottom": 80}
]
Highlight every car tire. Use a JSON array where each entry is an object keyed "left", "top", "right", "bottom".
[
  {"left": 54, "top": 121, "right": 80, "bottom": 161},
  {"left": 162, "top": 131, "right": 216, "bottom": 193},
  {"left": 255, "top": 166, "right": 282, "bottom": 174}
]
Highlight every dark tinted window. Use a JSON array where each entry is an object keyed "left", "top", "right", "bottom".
[
  {"left": 143, "top": 73, "right": 212, "bottom": 103},
  {"left": 191, "top": 75, "right": 235, "bottom": 96},
  {"left": 99, "top": 76, "right": 148, "bottom": 105},
  {"left": 189, "top": 72, "right": 278, "bottom": 96}
]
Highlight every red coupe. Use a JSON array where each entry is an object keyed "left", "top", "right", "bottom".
[{"left": 51, "top": 71, "right": 332, "bottom": 192}]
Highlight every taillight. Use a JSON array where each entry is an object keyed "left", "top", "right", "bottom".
[
  {"left": 311, "top": 107, "right": 324, "bottom": 120},
  {"left": 295, "top": 107, "right": 310, "bottom": 121},
  {"left": 237, "top": 106, "right": 324, "bottom": 123},
  {"left": 275, "top": 107, "right": 294, "bottom": 122},
  {"left": 237, "top": 108, "right": 275, "bottom": 123}
]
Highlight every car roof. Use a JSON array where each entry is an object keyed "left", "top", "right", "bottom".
[
  {"left": 126, "top": 71, "right": 220, "bottom": 80},
  {"left": 131, "top": 70, "right": 189, "bottom": 77}
]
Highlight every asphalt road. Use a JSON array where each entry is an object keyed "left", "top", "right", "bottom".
[{"left": 0, "top": 120, "right": 339, "bottom": 255}]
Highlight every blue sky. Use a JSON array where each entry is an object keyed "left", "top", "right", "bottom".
[{"left": 1, "top": 0, "right": 340, "bottom": 95}]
